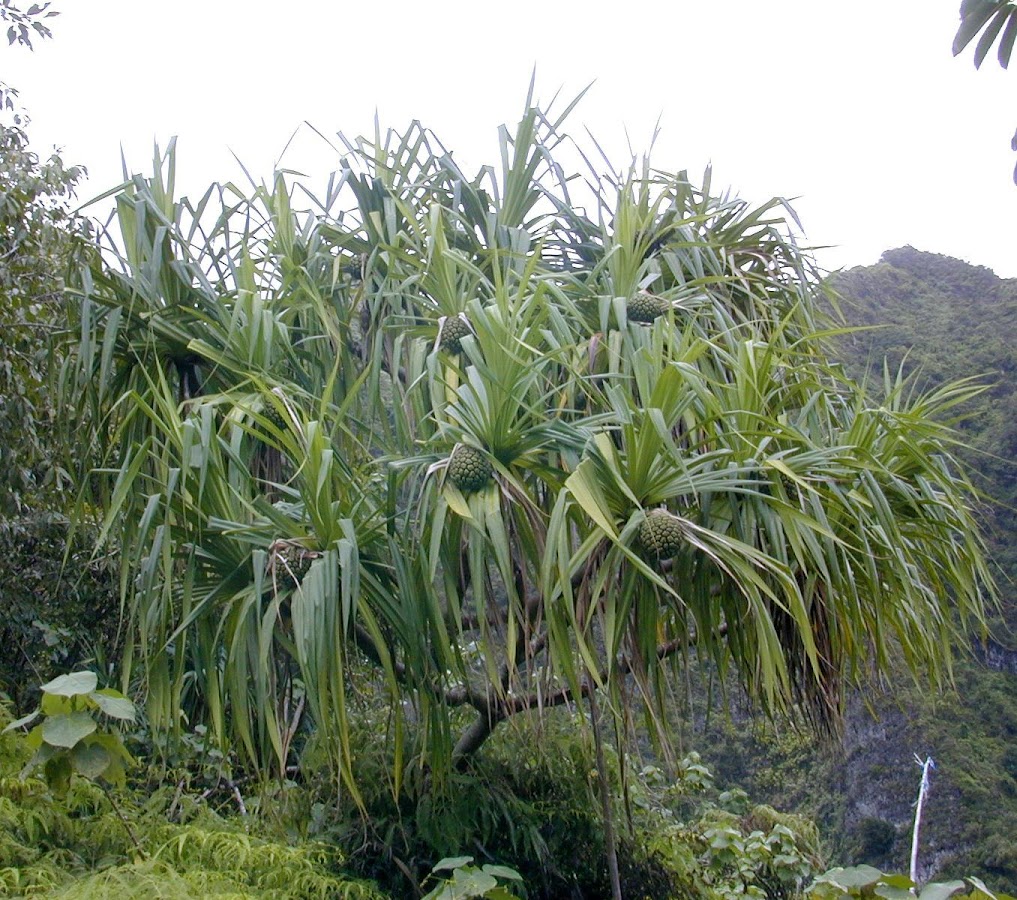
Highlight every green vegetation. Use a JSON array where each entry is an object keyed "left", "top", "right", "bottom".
[
  {"left": 0, "top": 0, "right": 84, "bottom": 516},
  {"left": 696, "top": 662, "right": 1017, "bottom": 890},
  {"left": 0, "top": 515, "right": 120, "bottom": 710},
  {"left": 810, "top": 865, "right": 1011, "bottom": 899},
  {"left": 0, "top": 122, "right": 89, "bottom": 515},
  {"left": 1, "top": 26, "right": 1012, "bottom": 890},
  {"left": 832, "top": 249, "right": 1017, "bottom": 887},
  {"left": 8, "top": 670, "right": 136, "bottom": 795},
  {"left": 7, "top": 676, "right": 1009, "bottom": 898},
  {"left": 0, "top": 695, "right": 387, "bottom": 898},
  {"left": 690, "top": 247, "right": 1017, "bottom": 892},
  {"left": 3, "top": 687, "right": 832, "bottom": 898},
  {"left": 420, "top": 857, "right": 525, "bottom": 900},
  {"left": 832, "top": 246, "right": 1017, "bottom": 626},
  {"left": 60, "top": 98, "right": 993, "bottom": 810}
]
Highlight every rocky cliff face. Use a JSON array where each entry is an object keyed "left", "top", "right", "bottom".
[{"left": 977, "top": 639, "right": 1017, "bottom": 675}]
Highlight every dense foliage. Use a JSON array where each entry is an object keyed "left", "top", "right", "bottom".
[
  {"left": 832, "top": 246, "right": 1017, "bottom": 625},
  {"left": 0, "top": 121, "right": 88, "bottom": 514},
  {"left": 0, "top": 699, "right": 386, "bottom": 899},
  {"left": 59, "top": 98, "right": 995, "bottom": 823},
  {"left": 0, "top": 107, "right": 111, "bottom": 724},
  {"left": 6, "top": 684, "right": 1012, "bottom": 898},
  {"left": 0, "top": 0, "right": 1011, "bottom": 890},
  {"left": 1, "top": 57, "right": 1008, "bottom": 891},
  {"left": 0, "top": 514, "right": 119, "bottom": 710},
  {"left": 690, "top": 248, "right": 1017, "bottom": 891},
  {"left": 2, "top": 690, "right": 834, "bottom": 898}
]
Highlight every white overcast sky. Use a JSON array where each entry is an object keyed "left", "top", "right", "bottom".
[{"left": 5, "top": 0, "right": 1017, "bottom": 277}]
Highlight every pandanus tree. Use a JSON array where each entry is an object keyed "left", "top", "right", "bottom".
[{"left": 62, "top": 91, "right": 993, "bottom": 822}]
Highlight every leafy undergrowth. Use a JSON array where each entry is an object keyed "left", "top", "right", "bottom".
[
  {"left": 313, "top": 705, "right": 828, "bottom": 899},
  {"left": 10, "top": 688, "right": 1008, "bottom": 900},
  {"left": 0, "top": 774, "right": 385, "bottom": 898},
  {"left": 1, "top": 692, "right": 829, "bottom": 899},
  {"left": 0, "top": 706, "right": 385, "bottom": 899}
]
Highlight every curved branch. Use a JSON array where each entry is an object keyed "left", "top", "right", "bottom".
[{"left": 451, "top": 625, "right": 723, "bottom": 765}]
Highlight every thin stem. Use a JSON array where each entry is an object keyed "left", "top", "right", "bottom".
[
  {"left": 99, "top": 782, "right": 145, "bottom": 859},
  {"left": 588, "top": 684, "right": 622, "bottom": 900},
  {"left": 910, "top": 756, "right": 935, "bottom": 886}
]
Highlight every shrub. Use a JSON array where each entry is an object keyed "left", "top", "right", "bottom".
[{"left": 0, "top": 516, "right": 119, "bottom": 712}]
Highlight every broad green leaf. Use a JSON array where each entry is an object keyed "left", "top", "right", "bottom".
[
  {"left": 88, "top": 689, "right": 137, "bottom": 721},
  {"left": 481, "top": 864, "right": 523, "bottom": 882},
  {"left": 880, "top": 875, "right": 917, "bottom": 889},
  {"left": 2, "top": 709, "right": 40, "bottom": 733},
  {"left": 23, "top": 723, "right": 44, "bottom": 750},
  {"left": 817, "top": 866, "right": 883, "bottom": 889},
  {"left": 22, "top": 740, "right": 56, "bottom": 776},
  {"left": 451, "top": 867, "right": 498, "bottom": 895},
  {"left": 876, "top": 884, "right": 916, "bottom": 900},
  {"left": 42, "top": 711, "right": 97, "bottom": 749},
  {"left": 40, "top": 671, "right": 98, "bottom": 697},
  {"left": 43, "top": 753, "right": 72, "bottom": 797},
  {"left": 71, "top": 740, "right": 112, "bottom": 779},
  {"left": 41, "top": 692, "right": 71, "bottom": 716},
  {"left": 90, "top": 731, "right": 136, "bottom": 765},
  {"left": 89, "top": 733, "right": 134, "bottom": 788},
  {"left": 432, "top": 857, "right": 474, "bottom": 873},
  {"left": 918, "top": 882, "right": 968, "bottom": 900}
]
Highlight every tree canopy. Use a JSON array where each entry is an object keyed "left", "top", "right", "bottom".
[
  {"left": 1, "top": 0, "right": 58, "bottom": 113},
  {"left": 61, "top": 94, "right": 995, "bottom": 804},
  {"left": 0, "top": 121, "right": 88, "bottom": 514},
  {"left": 0, "top": 0, "right": 84, "bottom": 515}
]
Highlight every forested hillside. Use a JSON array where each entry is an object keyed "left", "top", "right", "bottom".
[{"left": 694, "top": 247, "right": 1017, "bottom": 890}]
